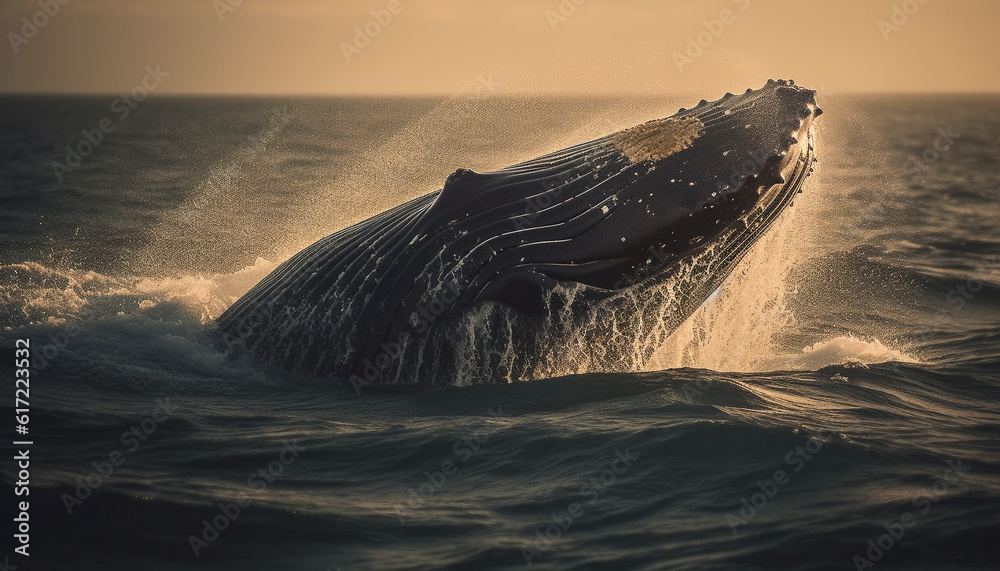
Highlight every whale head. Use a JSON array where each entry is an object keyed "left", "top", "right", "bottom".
[{"left": 468, "top": 79, "right": 821, "bottom": 311}]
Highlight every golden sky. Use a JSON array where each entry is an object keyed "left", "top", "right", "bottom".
[{"left": 1, "top": 0, "right": 997, "bottom": 95}]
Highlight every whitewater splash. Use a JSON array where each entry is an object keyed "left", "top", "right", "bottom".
[
  {"left": 646, "top": 154, "right": 916, "bottom": 373},
  {"left": 645, "top": 217, "right": 915, "bottom": 372},
  {"left": 0, "top": 258, "right": 277, "bottom": 328}
]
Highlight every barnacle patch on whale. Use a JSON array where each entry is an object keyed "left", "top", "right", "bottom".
[{"left": 611, "top": 116, "right": 703, "bottom": 163}]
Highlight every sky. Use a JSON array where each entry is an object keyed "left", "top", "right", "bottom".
[{"left": 0, "top": 0, "right": 998, "bottom": 96}]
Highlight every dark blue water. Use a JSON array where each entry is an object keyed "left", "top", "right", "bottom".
[{"left": 1, "top": 94, "right": 999, "bottom": 570}]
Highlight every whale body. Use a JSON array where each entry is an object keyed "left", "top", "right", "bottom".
[{"left": 217, "top": 80, "right": 821, "bottom": 386}]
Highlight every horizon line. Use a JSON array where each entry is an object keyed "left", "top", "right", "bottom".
[{"left": 2, "top": 89, "right": 1000, "bottom": 98}]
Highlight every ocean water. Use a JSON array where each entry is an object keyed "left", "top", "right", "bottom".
[{"left": 1, "top": 93, "right": 999, "bottom": 570}]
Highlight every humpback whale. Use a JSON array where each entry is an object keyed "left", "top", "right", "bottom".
[{"left": 217, "top": 79, "right": 821, "bottom": 386}]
